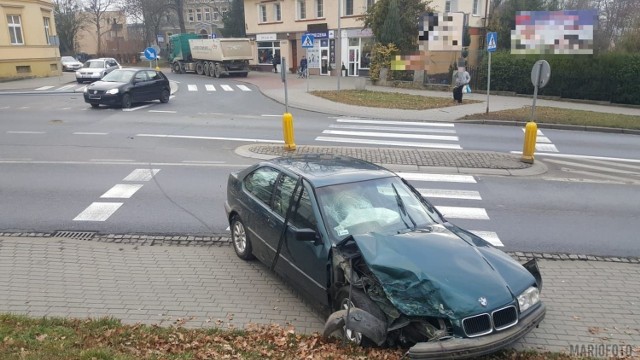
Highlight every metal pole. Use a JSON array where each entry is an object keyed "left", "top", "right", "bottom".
[
  {"left": 531, "top": 61, "right": 543, "bottom": 121},
  {"left": 306, "top": 48, "right": 309, "bottom": 92},
  {"left": 486, "top": 51, "right": 491, "bottom": 114},
  {"left": 337, "top": 0, "right": 341, "bottom": 91},
  {"left": 283, "top": 57, "right": 289, "bottom": 113}
]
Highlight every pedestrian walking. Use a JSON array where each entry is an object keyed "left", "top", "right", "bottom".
[
  {"left": 298, "top": 56, "right": 307, "bottom": 78},
  {"left": 272, "top": 55, "right": 280, "bottom": 73},
  {"left": 452, "top": 66, "right": 471, "bottom": 104}
]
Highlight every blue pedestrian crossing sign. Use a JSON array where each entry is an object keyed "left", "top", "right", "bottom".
[
  {"left": 487, "top": 32, "right": 497, "bottom": 52},
  {"left": 301, "top": 34, "right": 315, "bottom": 48}
]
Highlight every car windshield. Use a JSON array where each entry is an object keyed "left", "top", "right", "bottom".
[
  {"left": 61, "top": 56, "right": 76, "bottom": 62},
  {"left": 101, "top": 70, "right": 135, "bottom": 82},
  {"left": 316, "top": 176, "right": 441, "bottom": 241},
  {"left": 84, "top": 60, "right": 105, "bottom": 68}
]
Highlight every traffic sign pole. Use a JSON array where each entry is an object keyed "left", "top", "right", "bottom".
[
  {"left": 486, "top": 32, "right": 497, "bottom": 114},
  {"left": 486, "top": 51, "right": 491, "bottom": 114}
]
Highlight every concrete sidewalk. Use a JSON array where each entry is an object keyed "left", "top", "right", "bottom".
[{"left": 0, "top": 234, "right": 638, "bottom": 358}]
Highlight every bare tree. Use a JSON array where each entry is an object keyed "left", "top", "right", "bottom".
[
  {"left": 167, "top": 0, "right": 186, "bottom": 33},
  {"left": 84, "top": 0, "right": 118, "bottom": 55},
  {"left": 121, "top": 0, "right": 170, "bottom": 46},
  {"left": 54, "top": 0, "right": 86, "bottom": 55}
]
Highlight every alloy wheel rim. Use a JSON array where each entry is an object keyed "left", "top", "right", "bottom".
[
  {"left": 342, "top": 300, "right": 362, "bottom": 344},
  {"left": 233, "top": 222, "right": 246, "bottom": 252}
]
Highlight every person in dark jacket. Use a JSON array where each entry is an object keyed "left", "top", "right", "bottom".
[{"left": 272, "top": 55, "right": 280, "bottom": 73}]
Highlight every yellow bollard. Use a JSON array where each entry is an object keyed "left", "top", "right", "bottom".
[
  {"left": 282, "top": 112, "right": 296, "bottom": 151},
  {"left": 521, "top": 121, "right": 537, "bottom": 163}
]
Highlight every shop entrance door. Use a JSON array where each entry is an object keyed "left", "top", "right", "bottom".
[
  {"left": 320, "top": 48, "right": 329, "bottom": 75},
  {"left": 348, "top": 47, "right": 359, "bottom": 76}
]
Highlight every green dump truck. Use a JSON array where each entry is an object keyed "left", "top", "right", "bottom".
[{"left": 168, "top": 34, "right": 252, "bottom": 78}]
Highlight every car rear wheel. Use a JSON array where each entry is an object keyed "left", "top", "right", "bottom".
[
  {"left": 90, "top": 103, "right": 99, "bottom": 108},
  {"left": 121, "top": 93, "right": 132, "bottom": 108},
  {"left": 335, "top": 287, "right": 386, "bottom": 347},
  {"left": 231, "top": 215, "right": 254, "bottom": 260},
  {"left": 159, "top": 89, "right": 170, "bottom": 103}
]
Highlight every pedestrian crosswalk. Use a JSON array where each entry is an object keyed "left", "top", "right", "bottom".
[
  {"left": 33, "top": 84, "right": 253, "bottom": 93},
  {"left": 538, "top": 153, "right": 640, "bottom": 185},
  {"left": 398, "top": 172, "right": 504, "bottom": 247},
  {"left": 522, "top": 127, "right": 558, "bottom": 152},
  {"left": 316, "top": 118, "right": 462, "bottom": 150}
]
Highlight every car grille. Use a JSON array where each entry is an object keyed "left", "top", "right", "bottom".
[
  {"left": 462, "top": 305, "right": 519, "bottom": 337},
  {"left": 462, "top": 314, "right": 492, "bottom": 337},
  {"left": 89, "top": 90, "right": 105, "bottom": 95},
  {"left": 493, "top": 305, "right": 518, "bottom": 330}
]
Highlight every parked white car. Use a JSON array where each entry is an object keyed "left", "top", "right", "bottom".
[
  {"left": 60, "top": 56, "right": 83, "bottom": 72},
  {"left": 75, "top": 58, "right": 121, "bottom": 83}
]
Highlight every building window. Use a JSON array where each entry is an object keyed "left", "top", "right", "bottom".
[
  {"left": 259, "top": 4, "right": 267, "bottom": 23},
  {"left": 257, "top": 41, "right": 280, "bottom": 65},
  {"left": 274, "top": 3, "right": 281, "bottom": 21},
  {"left": 315, "top": 0, "right": 323, "bottom": 18},
  {"left": 205, "top": 7, "right": 211, "bottom": 21},
  {"left": 473, "top": 0, "right": 480, "bottom": 15},
  {"left": 366, "top": 0, "right": 375, "bottom": 10},
  {"left": 345, "top": 0, "right": 354, "bottom": 15},
  {"left": 43, "top": 17, "right": 51, "bottom": 44},
  {"left": 188, "top": 9, "right": 194, "bottom": 22},
  {"left": 214, "top": 7, "right": 219, "bottom": 20},
  {"left": 196, "top": 8, "right": 202, "bottom": 21},
  {"left": 7, "top": 15, "right": 24, "bottom": 45},
  {"left": 297, "top": 0, "right": 306, "bottom": 20},
  {"left": 445, "top": 0, "right": 451, "bottom": 12}
]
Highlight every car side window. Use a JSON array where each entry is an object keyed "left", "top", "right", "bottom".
[
  {"left": 274, "top": 177, "right": 317, "bottom": 231},
  {"left": 146, "top": 70, "right": 160, "bottom": 80},
  {"left": 243, "top": 167, "right": 279, "bottom": 205},
  {"left": 134, "top": 71, "right": 148, "bottom": 82}
]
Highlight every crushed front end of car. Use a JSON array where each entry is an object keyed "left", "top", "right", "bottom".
[{"left": 323, "top": 229, "right": 545, "bottom": 359}]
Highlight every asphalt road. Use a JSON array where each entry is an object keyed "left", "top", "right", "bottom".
[{"left": 1, "top": 86, "right": 639, "bottom": 257}]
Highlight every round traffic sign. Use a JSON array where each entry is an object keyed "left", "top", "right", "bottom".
[
  {"left": 531, "top": 60, "right": 551, "bottom": 88},
  {"left": 144, "top": 47, "right": 157, "bottom": 61}
]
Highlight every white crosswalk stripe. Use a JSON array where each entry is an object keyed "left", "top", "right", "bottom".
[
  {"left": 522, "top": 128, "right": 558, "bottom": 152},
  {"left": 220, "top": 85, "right": 233, "bottom": 91},
  {"left": 35, "top": 86, "right": 55, "bottom": 91},
  {"left": 237, "top": 85, "right": 252, "bottom": 91},
  {"left": 188, "top": 84, "right": 198, "bottom": 91},
  {"left": 317, "top": 118, "right": 462, "bottom": 150},
  {"left": 539, "top": 154, "right": 640, "bottom": 185},
  {"left": 205, "top": 84, "right": 216, "bottom": 91},
  {"left": 404, "top": 173, "right": 504, "bottom": 247}
]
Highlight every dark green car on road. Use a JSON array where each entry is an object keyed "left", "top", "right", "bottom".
[{"left": 225, "top": 154, "right": 545, "bottom": 359}]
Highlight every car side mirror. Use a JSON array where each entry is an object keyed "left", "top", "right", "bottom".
[{"left": 295, "top": 228, "right": 319, "bottom": 243}]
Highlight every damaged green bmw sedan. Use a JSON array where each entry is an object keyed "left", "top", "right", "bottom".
[{"left": 224, "top": 154, "right": 545, "bottom": 359}]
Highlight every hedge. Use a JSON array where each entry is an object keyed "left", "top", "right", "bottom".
[{"left": 474, "top": 52, "right": 640, "bottom": 105}]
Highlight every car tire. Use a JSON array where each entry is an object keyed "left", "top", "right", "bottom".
[
  {"left": 172, "top": 62, "right": 181, "bottom": 73},
  {"left": 231, "top": 215, "right": 254, "bottom": 260},
  {"left": 196, "top": 61, "right": 204, "bottom": 75},
  {"left": 334, "top": 287, "right": 386, "bottom": 347},
  {"left": 214, "top": 64, "right": 221, "bottom": 78},
  {"left": 90, "top": 103, "right": 99, "bottom": 108},
  {"left": 159, "top": 89, "right": 170, "bottom": 103},
  {"left": 121, "top": 93, "right": 132, "bottom": 108},
  {"left": 77, "top": 80, "right": 83, "bottom": 84}
]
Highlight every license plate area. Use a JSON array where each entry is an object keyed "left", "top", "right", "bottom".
[{"left": 88, "top": 95, "right": 101, "bottom": 99}]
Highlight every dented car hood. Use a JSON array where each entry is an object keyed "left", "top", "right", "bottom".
[{"left": 351, "top": 226, "right": 535, "bottom": 319}]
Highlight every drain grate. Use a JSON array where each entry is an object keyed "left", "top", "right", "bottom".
[{"left": 53, "top": 231, "right": 97, "bottom": 240}]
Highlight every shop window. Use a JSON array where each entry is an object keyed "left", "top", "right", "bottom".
[{"left": 257, "top": 41, "right": 281, "bottom": 64}]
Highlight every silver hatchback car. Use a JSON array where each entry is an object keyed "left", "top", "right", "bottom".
[{"left": 75, "top": 58, "right": 121, "bottom": 83}]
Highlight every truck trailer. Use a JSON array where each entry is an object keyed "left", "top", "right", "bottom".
[{"left": 168, "top": 34, "right": 252, "bottom": 78}]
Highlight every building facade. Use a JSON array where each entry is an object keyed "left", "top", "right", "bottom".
[
  {"left": 245, "top": 0, "right": 375, "bottom": 76},
  {"left": 76, "top": 10, "right": 130, "bottom": 59},
  {"left": 0, "top": 0, "right": 60, "bottom": 80}
]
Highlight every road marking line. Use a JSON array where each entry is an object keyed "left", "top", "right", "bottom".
[
  {"left": 123, "top": 168, "right": 160, "bottom": 182},
  {"left": 137, "top": 134, "right": 285, "bottom": 143},
  {"left": 337, "top": 119, "right": 455, "bottom": 127},
  {"left": 436, "top": 206, "right": 489, "bottom": 220},
  {"left": 205, "top": 84, "right": 216, "bottom": 91},
  {"left": 514, "top": 151, "right": 640, "bottom": 164},
  {"left": 35, "top": 86, "right": 55, "bottom": 91},
  {"left": 261, "top": 114, "right": 281, "bottom": 117},
  {"left": 237, "top": 85, "right": 251, "bottom": 91},
  {"left": 73, "top": 132, "right": 108, "bottom": 135},
  {"left": 397, "top": 172, "right": 476, "bottom": 183},
  {"left": 148, "top": 110, "right": 177, "bottom": 113},
  {"left": 329, "top": 124, "right": 457, "bottom": 134},
  {"left": 18, "top": 107, "right": 30, "bottom": 109},
  {"left": 577, "top": 158, "right": 640, "bottom": 170},
  {"left": 73, "top": 202, "right": 123, "bottom": 221},
  {"left": 322, "top": 129, "right": 459, "bottom": 141},
  {"left": 535, "top": 143, "right": 558, "bottom": 152},
  {"left": 100, "top": 184, "right": 144, "bottom": 198},
  {"left": 221, "top": 85, "right": 233, "bottom": 91},
  {"left": 536, "top": 136, "right": 552, "bottom": 143},
  {"left": 182, "top": 160, "right": 226, "bottom": 164},
  {"left": 56, "top": 84, "right": 76, "bottom": 91},
  {"left": 522, "top": 128, "right": 545, "bottom": 136},
  {"left": 315, "top": 136, "right": 462, "bottom": 149},
  {"left": 417, "top": 188, "right": 482, "bottom": 200},
  {"left": 469, "top": 230, "right": 504, "bottom": 247},
  {"left": 0, "top": 159, "right": 247, "bottom": 167},
  {"left": 555, "top": 169, "right": 640, "bottom": 184},
  {"left": 122, "top": 104, "right": 153, "bottom": 112},
  {"left": 90, "top": 159, "right": 134, "bottom": 162},
  {"left": 188, "top": 84, "right": 198, "bottom": 91},
  {"left": 545, "top": 159, "right": 640, "bottom": 175},
  {"left": 7, "top": 131, "right": 44, "bottom": 134}
]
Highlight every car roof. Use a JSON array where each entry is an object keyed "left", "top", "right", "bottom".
[{"left": 266, "top": 154, "right": 395, "bottom": 188}]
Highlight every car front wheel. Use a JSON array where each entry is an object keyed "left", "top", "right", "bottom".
[
  {"left": 335, "top": 287, "right": 386, "bottom": 346},
  {"left": 231, "top": 215, "right": 254, "bottom": 260},
  {"left": 121, "top": 93, "right": 132, "bottom": 108},
  {"left": 159, "top": 89, "right": 170, "bottom": 103},
  {"left": 90, "top": 103, "right": 99, "bottom": 108}
]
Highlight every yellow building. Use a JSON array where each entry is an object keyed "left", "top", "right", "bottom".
[
  {"left": 0, "top": 0, "right": 60, "bottom": 80},
  {"left": 76, "top": 10, "right": 129, "bottom": 58}
]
